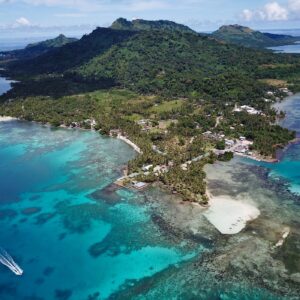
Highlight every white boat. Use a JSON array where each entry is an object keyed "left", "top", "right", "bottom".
[{"left": 0, "top": 248, "right": 23, "bottom": 276}]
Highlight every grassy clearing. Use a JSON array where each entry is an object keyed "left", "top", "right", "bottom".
[
  {"left": 149, "top": 99, "right": 184, "bottom": 113},
  {"left": 259, "top": 79, "right": 288, "bottom": 87}
]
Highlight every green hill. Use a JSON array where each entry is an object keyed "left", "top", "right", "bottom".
[
  {"left": 212, "top": 24, "right": 299, "bottom": 48},
  {"left": 3, "top": 19, "right": 300, "bottom": 103},
  {"left": 1, "top": 34, "right": 77, "bottom": 60},
  {"left": 6, "top": 28, "right": 137, "bottom": 74},
  {"left": 110, "top": 17, "right": 196, "bottom": 34}
]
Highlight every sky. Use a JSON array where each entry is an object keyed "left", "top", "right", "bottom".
[{"left": 0, "top": 0, "right": 299, "bottom": 38}]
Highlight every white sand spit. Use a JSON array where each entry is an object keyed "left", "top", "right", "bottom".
[{"left": 204, "top": 196, "right": 260, "bottom": 235}]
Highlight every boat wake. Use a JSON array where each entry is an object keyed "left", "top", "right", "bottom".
[{"left": 0, "top": 248, "right": 23, "bottom": 275}]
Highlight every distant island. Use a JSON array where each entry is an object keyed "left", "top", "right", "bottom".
[
  {"left": 211, "top": 24, "right": 300, "bottom": 48},
  {"left": 0, "top": 34, "right": 78, "bottom": 60},
  {"left": 0, "top": 18, "right": 299, "bottom": 203}
]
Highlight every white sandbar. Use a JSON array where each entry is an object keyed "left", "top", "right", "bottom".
[{"left": 204, "top": 196, "right": 260, "bottom": 235}]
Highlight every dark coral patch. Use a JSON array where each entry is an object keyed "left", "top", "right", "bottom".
[
  {"left": 55, "top": 289, "right": 72, "bottom": 300},
  {"left": 57, "top": 203, "right": 105, "bottom": 234},
  {"left": 43, "top": 266, "right": 55, "bottom": 276},
  {"left": 88, "top": 241, "right": 120, "bottom": 258},
  {"left": 35, "top": 278, "right": 44, "bottom": 285},
  {"left": 89, "top": 184, "right": 122, "bottom": 205},
  {"left": 87, "top": 292, "right": 101, "bottom": 300},
  {"left": 0, "top": 283, "right": 17, "bottom": 297},
  {"left": 0, "top": 209, "right": 17, "bottom": 220},
  {"left": 58, "top": 232, "right": 67, "bottom": 240},
  {"left": 35, "top": 213, "right": 56, "bottom": 225},
  {"left": 22, "top": 207, "right": 42, "bottom": 215}
]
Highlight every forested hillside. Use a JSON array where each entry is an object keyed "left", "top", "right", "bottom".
[
  {"left": 1, "top": 18, "right": 300, "bottom": 202},
  {"left": 4, "top": 21, "right": 300, "bottom": 104},
  {"left": 212, "top": 24, "right": 300, "bottom": 48}
]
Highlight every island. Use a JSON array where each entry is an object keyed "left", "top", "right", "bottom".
[{"left": 0, "top": 18, "right": 299, "bottom": 205}]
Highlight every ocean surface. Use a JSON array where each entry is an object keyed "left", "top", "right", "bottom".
[
  {"left": 0, "top": 119, "right": 206, "bottom": 300},
  {"left": 0, "top": 77, "right": 14, "bottom": 96},
  {"left": 0, "top": 40, "right": 300, "bottom": 299},
  {"left": 268, "top": 42, "right": 300, "bottom": 54}
]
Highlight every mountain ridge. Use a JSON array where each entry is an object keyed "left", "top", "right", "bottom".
[
  {"left": 0, "top": 34, "right": 78, "bottom": 60},
  {"left": 212, "top": 24, "right": 300, "bottom": 48},
  {"left": 110, "top": 17, "right": 196, "bottom": 34}
]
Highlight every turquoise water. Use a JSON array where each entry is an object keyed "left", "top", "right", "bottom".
[
  {"left": 268, "top": 42, "right": 300, "bottom": 54},
  {"left": 0, "top": 121, "right": 202, "bottom": 300},
  {"left": 244, "top": 94, "right": 300, "bottom": 195}
]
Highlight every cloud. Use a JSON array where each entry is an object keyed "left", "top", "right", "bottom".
[
  {"left": 262, "top": 2, "right": 288, "bottom": 20},
  {"left": 0, "top": 16, "right": 33, "bottom": 29},
  {"left": 241, "top": 9, "right": 254, "bottom": 22},
  {"left": 289, "top": 0, "right": 300, "bottom": 11},
  {"left": 14, "top": 17, "right": 31, "bottom": 26},
  {"left": 288, "top": 0, "right": 300, "bottom": 19},
  {"left": 240, "top": 1, "right": 289, "bottom": 22}
]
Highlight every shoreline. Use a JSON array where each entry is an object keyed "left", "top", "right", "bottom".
[
  {"left": 0, "top": 116, "right": 18, "bottom": 122},
  {"left": 116, "top": 134, "right": 142, "bottom": 154},
  {"left": 234, "top": 136, "right": 300, "bottom": 164},
  {"left": 0, "top": 115, "right": 143, "bottom": 156},
  {"left": 234, "top": 152, "right": 278, "bottom": 163}
]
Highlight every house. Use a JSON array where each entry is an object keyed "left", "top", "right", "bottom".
[
  {"left": 225, "top": 139, "right": 235, "bottom": 147},
  {"left": 142, "top": 164, "right": 153, "bottom": 172},
  {"left": 235, "top": 145, "right": 247, "bottom": 153},
  {"left": 234, "top": 105, "right": 261, "bottom": 115},
  {"left": 110, "top": 129, "right": 121, "bottom": 136},
  {"left": 132, "top": 182, "right": 148, "bottom": 190}
]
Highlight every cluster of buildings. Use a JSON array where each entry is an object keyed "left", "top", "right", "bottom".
[
  {"left": 202, "top": 131, "right": 225, "bottom": 141},
  {"left": 142, "top": 163, "right": 170, "bottom": 175},
  {"left": 137, "top": 119, "right": 153, "bottom": 132},
  {"left": 279, "top": 88, "right": 293, "bottom": 96},
  {"left": 233, "top": 105, "right": 261, "bottom": 115},
  {"left": 226, "top": 137, "right": 253, "bottom": 154}
]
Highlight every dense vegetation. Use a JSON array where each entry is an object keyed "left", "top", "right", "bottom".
[
  {"left": 212, "top": 24, "right": 300, "bottom": 48},
  {"left": 110, "top": 18, "right": 196, "bottom": 34},
  {"left": 4, "top": 28, "right": 137, "bottom": 76},
  {"left": 1, "top": 18, "right": 299, "bottom": 203}
]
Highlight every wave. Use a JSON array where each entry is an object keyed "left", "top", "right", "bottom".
[{"left": 0, "top": 248, "right": 23, "bottom": 275}]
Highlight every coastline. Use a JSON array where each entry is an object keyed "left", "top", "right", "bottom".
[
  {"left": 116, "top": 134, "right": 142, "bottom": 154},
  {"left": 0, "top": 116, "right": 18, "bottom": 122}
]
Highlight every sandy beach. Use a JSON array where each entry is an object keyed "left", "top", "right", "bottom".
[
  {"left": 204, "top": 193, "right": 260, "bottom": 235},
  {"left": 0, "top": 116, "right": 18, "bottom": 122},
  {"left": 117, "top": 134, "right": 142, "bottom": 154}
]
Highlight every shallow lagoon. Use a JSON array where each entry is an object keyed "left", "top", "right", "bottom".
[
  {"left": 0, "top": 121, "right": 204, "bottom": 299},
  {"left": 0, "top": 120, "right": 292, "bottom": 299}
]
